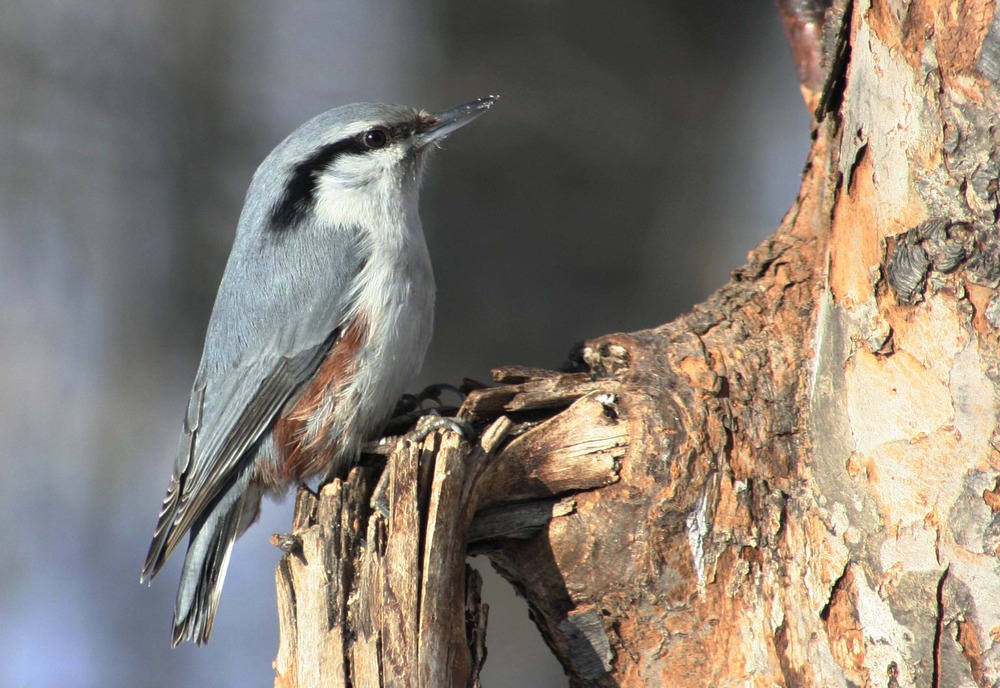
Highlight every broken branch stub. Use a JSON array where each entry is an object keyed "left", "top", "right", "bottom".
[{"left": 273, "top": 369, "right": 630, "bottom": 687}]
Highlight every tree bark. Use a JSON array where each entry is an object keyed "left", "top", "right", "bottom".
[{"left": 273, "top": 1, "right": 1000, "bottom": 685}]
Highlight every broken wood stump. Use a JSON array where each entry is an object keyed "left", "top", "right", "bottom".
[{"left": 273, "top": 367, "right": 627, "bottom": 687}]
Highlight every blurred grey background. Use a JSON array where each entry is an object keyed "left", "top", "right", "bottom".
[{"left": 0, "top": 1, "right": 809, "bottom": 686}]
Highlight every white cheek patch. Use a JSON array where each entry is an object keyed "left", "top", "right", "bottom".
[
  {"left": 314, "top": 147, "right": 412, "bottom": 226},
  {"left": 325, "top": 146, "right": 407, "bottom": 187},
  {"left": 325, "top": 154, "right": 377, "bottom": 188},
  {"left": 314, "top": 173, "right": 369, "bottom": 227}
]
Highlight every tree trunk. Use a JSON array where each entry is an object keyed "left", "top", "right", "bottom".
[{"left": 273, "top": 1, "right": 1000, "bottom": 685}]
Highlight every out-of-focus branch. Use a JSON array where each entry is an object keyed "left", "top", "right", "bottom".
[{"left": 775, "top": 0, "right": 832, "bottom": 110}]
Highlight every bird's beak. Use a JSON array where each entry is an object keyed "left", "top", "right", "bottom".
[{"left": 415, "top": 95, "right": 498, "bottom": 148}]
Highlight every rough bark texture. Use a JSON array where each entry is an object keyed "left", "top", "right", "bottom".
[{"left": 274, "top": 1, "right": 1000, "bottom": 685}]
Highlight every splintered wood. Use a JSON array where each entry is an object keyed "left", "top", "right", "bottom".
[{"left": 273, "top": 367, "right": 628, "bottom": 688}]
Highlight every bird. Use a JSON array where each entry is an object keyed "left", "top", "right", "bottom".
[{"left": 141, "top": 96, "right": 497, "bottom": 646}]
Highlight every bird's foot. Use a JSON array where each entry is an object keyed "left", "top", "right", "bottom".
[
  {"left": 366, "top": 412, "right": 474, "bottom": 519},
  {"left": 382, "top": 380, "right": 479, "bottom": 438},
  {"left": 391, "top": 382, "right": 466, "bottom": 418},
  {"left": 409, "top": 411, "right": 476, "bottom": 444},
  {"left": 270, "top": 532, "right": 303, "bottom": 557},
  {"left": 367, "top": 411, "right": 475, "bottom": 455}
]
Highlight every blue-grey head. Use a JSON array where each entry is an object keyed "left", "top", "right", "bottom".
[{"left": 243, "top": 97, "right": 498, "bottom": 234}]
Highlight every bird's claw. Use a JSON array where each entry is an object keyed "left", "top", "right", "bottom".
[{"left": 410, "top": 412, "right": 475, "bottom": 443}]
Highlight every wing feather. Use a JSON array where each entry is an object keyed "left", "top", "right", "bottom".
[
  {"left": 142, "top": 339, "right": 334, "bottom": 580},
  {"left": 143, "top": 218, "right": 369, "bottom": 582}
]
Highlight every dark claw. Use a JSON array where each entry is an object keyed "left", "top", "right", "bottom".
[
  {"left": 382, "top": 382, "right": 478, "bottom": 438},
  {"left": 270, "top": 532, "right": 302, "bottom": 556},
  {"left": 411, "top": 413, "right": 476, "bottom": 443}
]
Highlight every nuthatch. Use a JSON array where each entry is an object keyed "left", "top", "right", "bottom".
[{"left": 142, "top": 97, "right": 496, "bottom": 646}]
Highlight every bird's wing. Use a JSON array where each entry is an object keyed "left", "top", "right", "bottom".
[
  {"left": 142, "top": 342, "right": 333, "bottom": 581},
  {"left": 143, "top": 220, "right": 369, "bottom": 582}
]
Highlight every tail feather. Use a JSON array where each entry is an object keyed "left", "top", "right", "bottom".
[
  {"left": 141, "top": 474, "right": 183, "bottom": 585},
  {"left": 142, "top": 425, "right": 197, "bottom": 585},
  {"left": 171, "top": 484, "right": 262, "bottom": 646}
]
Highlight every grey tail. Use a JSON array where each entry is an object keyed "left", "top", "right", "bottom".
[{"left": 171, "top": 484, "right": 261, "bottom": 647}]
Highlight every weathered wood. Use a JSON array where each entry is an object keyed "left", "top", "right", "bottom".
[
  {"left": 490, "top": 365, "right": 566, "bottom": 384},
  {"left": 468, "top": 497, "right": 576, "bottom": 548},
  {"left": 380, "top": 441, "right": 420, "bottom": 687},
  {"left": 464, "top": 566, "right": 488, "bottom": 688},
  {"left": 417, "top": 433, "right": 472, "bottom": 687},
  {"left": 475, "top": 393, "right": 625, "bottom": 510},
  {"left": 558, "top": 607, "right": 614, "bottom": 681},
  {"left": 273, "top": 376, "right": 629, "bottom": 686},
  {"left": 461, "top": 373, "right": 610, "bottom": 416},
  {"left": 275, "top": 469, "right": 378, "bottom": 688}
]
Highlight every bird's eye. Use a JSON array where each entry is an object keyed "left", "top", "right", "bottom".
[{"left": 362, "top": 129, "right": 389, "bottom": 149}]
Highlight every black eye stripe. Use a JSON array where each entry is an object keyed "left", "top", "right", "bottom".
[
  {"left": 269, "top": 139, "right": 358, "bottom": 231},
  {"left": 268, "top": 122, "right": 416, "bottom": 231}
]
